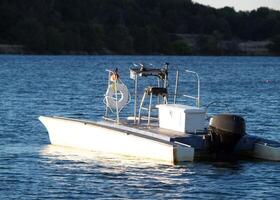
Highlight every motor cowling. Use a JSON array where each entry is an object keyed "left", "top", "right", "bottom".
[{"left": 206, "top": 114, "right": 246, "bottom": 153}]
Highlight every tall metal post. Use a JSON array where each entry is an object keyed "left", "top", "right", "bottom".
[
  {"left": 134, "top": 75, "right": 138, "bottom": 123},
  {"left": 105, "top": 71, "right": 111, "bottom": 117},
  {"left": 115, "top": 80, "right": 119, "bottom": 123},
  {"left": 174, "top": 69, "right": 179, "bottom": 104}
]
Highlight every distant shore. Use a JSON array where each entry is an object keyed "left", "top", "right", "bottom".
[
  {"left": 0, "top": 42, "right": 277, "bottom": 56},
  {"left": 1, "top": 1, "right": 280, "bottom": 57}
]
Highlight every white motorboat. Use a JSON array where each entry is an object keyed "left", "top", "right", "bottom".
[{"left": 39, "top": 63, "right": 280, "bottom": 164}]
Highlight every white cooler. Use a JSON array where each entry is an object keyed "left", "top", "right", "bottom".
[{"left": 156, "top": 104, "right": 206, "bottom": 133}]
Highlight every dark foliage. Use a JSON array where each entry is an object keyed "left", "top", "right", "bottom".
[{"left": 0, "top": 0, "right": 280, "bottom": 55}]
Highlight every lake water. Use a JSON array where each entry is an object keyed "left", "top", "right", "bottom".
[{"left": 0, "top": 55, "right": 279, "bottom": 199}]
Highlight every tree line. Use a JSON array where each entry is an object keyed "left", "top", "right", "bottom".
[{"left": 0, "top": 0, "right": 280, "bottom": 55}]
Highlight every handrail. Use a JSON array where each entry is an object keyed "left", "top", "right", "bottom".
[{"left": 185, "top": 70, "right": 200, "bottom": 107}]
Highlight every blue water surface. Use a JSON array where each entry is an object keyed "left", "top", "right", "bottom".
[{"left": 0, "top": 55, "right": 279, "bottom": 199}]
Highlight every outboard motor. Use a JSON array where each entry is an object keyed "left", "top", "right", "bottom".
[{"left": 205, "top": 114, "right": 246, "bottom": 153}]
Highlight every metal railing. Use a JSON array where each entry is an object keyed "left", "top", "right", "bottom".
[{"left": 183, "top": 70, "right": 201, "bottom": 108}]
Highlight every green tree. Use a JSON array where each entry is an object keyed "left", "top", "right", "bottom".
[
  {"left": 197, "top": 34, "right": 219, "bottom": 55},
  {"left": 171, "top": 40, "right": 192, "bottom": 55},
  {"left": 12, "top": 18, "right": 46, "bottom": 52},
  {"left": 45, "top": 27, "right": 64, "bottom": 54},
  {"left": 83, "top": 24, "right": 105, "bottom": 53},
  {"left": 269, "top": 35, "right": 280, "bottom": 55},
  {"left": 106, "top": 25, "right": 134, "bottom": 54},
  {"left": 63, "top": 29, "right": 83, "bottom": 52}
]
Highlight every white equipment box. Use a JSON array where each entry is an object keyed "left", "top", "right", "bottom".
[{"left": 156, "top": 104, "right": 206, "bottom": 133}]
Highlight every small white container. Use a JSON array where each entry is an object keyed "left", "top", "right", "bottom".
[{"left": 156, "top": 104, "right": 206, "bottom": 133}]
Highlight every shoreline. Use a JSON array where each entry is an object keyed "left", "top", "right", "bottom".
[
  {"left": 0, "top": 44, "right": 277, "bottom": 57},
  {"left": 0, "top": 52, "right": 278, "bottom": 57}
]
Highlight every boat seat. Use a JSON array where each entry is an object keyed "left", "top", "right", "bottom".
[
  {"left": 138, "top": 86, "right": 168, "bottom": 125},
  {"left": 145, "top": 87, "right": 167, "bottom": 96}
]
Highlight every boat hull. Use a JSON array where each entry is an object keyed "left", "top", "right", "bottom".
[
  {"left": 254, "top": 143, "right": 280, "bottom": 161},
  {"left": 39, "top": 116, "right": 194, "bottom": 164}
]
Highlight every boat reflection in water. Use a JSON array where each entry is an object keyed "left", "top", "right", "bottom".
[{"left": 40, "top": 144, "right": 193, "bottom": 186}]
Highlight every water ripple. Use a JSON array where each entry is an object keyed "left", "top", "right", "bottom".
[{"left": 0, "top": 55, "right": 280, "bottom": 199}]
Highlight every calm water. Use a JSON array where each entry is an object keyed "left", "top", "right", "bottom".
[{"left": 0, "top": 55, "right": 279, "bottom": 199}]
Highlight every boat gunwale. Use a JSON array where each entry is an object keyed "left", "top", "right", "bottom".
[{"left": 42, "top": 116, "right": 188, "bottom": 147}]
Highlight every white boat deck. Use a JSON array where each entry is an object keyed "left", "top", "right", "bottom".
[
  {"left": 53, "top": 116, "right": 194, "bottom": 144},
  {"left": 100, "top": 120, "right": 187, "bottom": 138}
]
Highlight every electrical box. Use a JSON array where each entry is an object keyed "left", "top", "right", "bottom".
[{"left": 156, "top": 104, "right": 206, "bottom": 133}]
